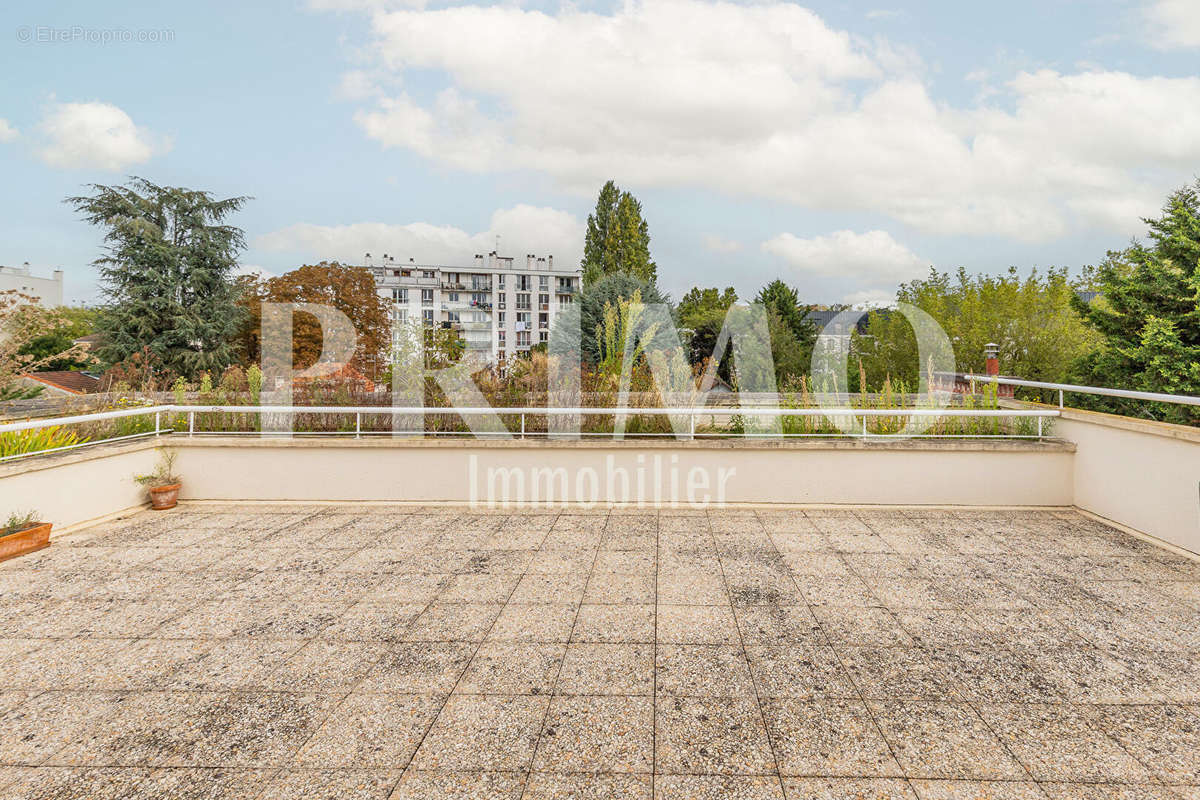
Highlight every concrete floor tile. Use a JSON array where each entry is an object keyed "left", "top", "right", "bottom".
[
  {"left": 527, "top": 773, "right": 651, "bottom": 799},
  {"left": 655, "top": 697, "right": 776, "bottom": 775},
  {"left": 761, "top": 698, "right": 900, "bottom": 778},
  {"left": 657, "top": 605, "right": 740, "bottom": 646},
  {"left": 658, "top": 775, "right": 784, "bottom": 799},
  {"left": 868, "top": 701, "right": 1026, "bottom": 781},
  {"left": 410, "top": 695, "right": 549, "bottom": 771},
  {"left": 573, "top": 605, "right": 655, "bottom": 643},
  {"left": 657, "top": 645, "right": 757, "bottom": 698},
  {"left": 532, "top": 696, "right": 653, "bottom": 773},
  {"left": 293, "top": 693, "right": 442, "bottom": 767},
  {"left": 389, "top": 769, "right": 526, "bottom": 799},
  {"left": 785, "top": 777, "right": 917, "bottom": 799},
  {"left": 355, "top": 643, "right": 474, "bottom": 694},
  {"left": 557, "top": 643, "right": 654, "bottom": 696},
  {"left": 457, "top": 643, "right": 565, "bottom": 695},
  {"left": 980, "top": 703, "right": 1151, "bottom": 783},
  {"left": 260, "top": 768, "right": 401, "bottom": 799}
]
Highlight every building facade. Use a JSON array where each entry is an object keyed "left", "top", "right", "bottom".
[
  {"left": 0, "top": 264, "right": 64, "bottom": 306},
  {"left": 364, "top": 251, "right": 581, "bottom": 366}
]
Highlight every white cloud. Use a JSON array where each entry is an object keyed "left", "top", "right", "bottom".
[
  {"left": 234, "top": 264, "right": 276, "bottom": 280},
  {"left": 333, "top": 0, "right": 1200, "bottom": 241},
  {"left": 1146, "top": 0, "right": 1200, "bottom": 49},
  {"left": 35, "top": 102, "right": 166, "bottom": 170},
  {"left": 762, "top": 229, "right": 927, "bottom": 283},
  {"left": 841, "top": 288, "right": 896, "bottom": 308},
  {"left": 0, "top": 119, "right": 17, "bottom": 143},
  {"left": 254, "top": 204, "right": 585, "bottom": 267},
  {"left": 701, "top": 234, "right": 741, "bottom": 254}
]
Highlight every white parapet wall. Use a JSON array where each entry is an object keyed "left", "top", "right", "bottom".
[
  {"left": 1052, "top": 408, "right": 1200, "bottom": 554},
  {"left": 0, "top": 440, "right": 161, "bottom": 530},
  {"left": 173, "top": 437, "right": 1074, "bottom": 508}
]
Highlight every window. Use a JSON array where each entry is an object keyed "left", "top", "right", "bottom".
[
  {"left": 392, "top": 288, "right": 408, "bottom": 303},
  {"left": 516, "top": 312, "right": 530, "bottom": 327},
  {"left": 558, "top": 295, "right": 573, "bottom": 307},
  {"left": 539, "top": 275, "right": 548, "bottom": 289},
  {"left": 471, "top": 292, "right": 487, "bottom": 306},
  {"left": 421, "top": 289, "right": 434, "bottom": 305},
  {"left": 516, "top": 275, "right": 531, "bottom": 291},
  {"left": 538, "top": 293, "right": 549, "bottom": 309},
  {"left": 393, "top": 308, "right": 408, "bottom": 324},
  {"left": 498, "top": 274, "right": 506, "bottom": 289},
  {"left": 516, "top": 293, "right": 531, "bottom": 310},
  {"left": 498, "top": 330, "right": 506, "bottom": 344},
  {"left": 498, "top": 311, "right": 506, "bottom": 324},
  {"left": 516, "top": 331, "right": 531, "bottom": 347},
  {"left": 446, "top": 292, "right": 458, "bottom": 302},
  {"left": 446, "top": 311, "right": 460, "bottom": 323},
  {"left": 422, "top": 270, "right": 436, "bottom": 279},
  {"left": 422, "top": 309, "right": 434, "bottom": 326},
  {"left": 539, "top": 312, "right": 549, "bottom": 328},
  {"left": 539, "top": 330, "right": 548, "bottom": 343}
]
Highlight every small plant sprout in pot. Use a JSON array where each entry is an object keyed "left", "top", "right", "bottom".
[
  {"left": 135, "top": 449, "right": 182, "bottom": 510},
  {"left": 0, "top": 511, "right": 52, "bottom": 562}
]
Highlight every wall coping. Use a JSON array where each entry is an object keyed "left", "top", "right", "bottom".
[
  {"left": 1002, "top": 399, "right": 1200, "bottom": 444},
  {"left": 0, "top": 433, "right": 1074, "bottom": 479}
]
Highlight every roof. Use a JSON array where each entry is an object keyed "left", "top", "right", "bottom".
[{"left": 21, "top": 371, "right": 102, "bottom": 395}]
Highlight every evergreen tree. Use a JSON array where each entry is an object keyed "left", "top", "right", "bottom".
[
  {"left": 68, "top": 178, "right": 250, "bottom": 379},
  {"left": 755, "top": 279, "right": 817, "bottom": 369},
  {"left": 582, "top": 180, "right": 658, "bottom": 286},
  {"left": 1071, "top": 180, "right": 1200, "bottom": 422}
]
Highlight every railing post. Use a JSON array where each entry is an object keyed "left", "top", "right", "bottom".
[
  {"left": 1037, "top": 416, "right": 1043, "bottom": 439},
  {"left": 1058, "top": 389, "right": 1064, "bottom": 408},
  {"left": 862, "top": 417, "right": 868, "bottom": 438},
  {"left": 355, "top": 413, "right": 361, "bottom": 439},
  {"left": 689, "top": 413, "right": 695, "bottom": 440},
  {"left": 520, "top": 413, "right": 526, "bottom": 439},
  {"left": 154, "top": 411, "right": 161, "bottom": 437},
  {"left": 188, "top": 410, "right": 194, "bottom": 437}
]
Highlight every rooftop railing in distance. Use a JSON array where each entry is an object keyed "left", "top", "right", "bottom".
[
  {"left": 961, "top": 374, "right": 1200, "bottom": 409},
  {"left": 0, "top": 403, "right": 1061, "bottom": 462}
]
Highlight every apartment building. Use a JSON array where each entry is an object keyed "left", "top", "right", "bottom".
[
  {"left": 0, "top": 264, "right": 64, "bottom": 306},
  {"left": 365, "top": 251, "right": 582, "bottom": 366}
]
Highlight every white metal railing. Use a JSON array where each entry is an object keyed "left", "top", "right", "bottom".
[
  {"left": 0, "top": 403, "right": 1060, "bottom": 462},
  {"left": 961, "top": 374, "right": 1200, "bottom": 410}
]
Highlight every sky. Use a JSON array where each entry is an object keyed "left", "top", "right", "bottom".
[{"left": 1, "top": 0, "right": 1199, "bottom": 306}]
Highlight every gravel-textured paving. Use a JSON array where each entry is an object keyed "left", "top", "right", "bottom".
[{"left": 0, "top": 504, "right": 1198, "bottom": 799}]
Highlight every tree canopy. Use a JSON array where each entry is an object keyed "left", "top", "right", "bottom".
[
  {"left": 1071, "top": 180, "right": 1200, "bottom": 421},
  {"left": 854, "top": 266, "right": 1099, "bottom": 392},
  {"left": 237, "top": 262, "right": 391, "bottom": 380},
  {"left": 67, "top": 177, "right": 249, "bottom": 380},
  {"left": 581, "top": 181, "right": 658, "bottom": 286}
]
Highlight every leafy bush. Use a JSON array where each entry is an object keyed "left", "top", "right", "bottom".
[{"left": 0, "top": 426, "right": 82, "bottom": 458}]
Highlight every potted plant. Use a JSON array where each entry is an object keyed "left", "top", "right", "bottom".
[
  {"left": 0, "top": 511, "right": 52, "bottom": 562},
  {"left": 135, "top": 449, "right": 182, "bottom": 510}
]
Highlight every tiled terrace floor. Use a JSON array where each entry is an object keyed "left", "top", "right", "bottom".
[{"left": 0, "top": 506, "right": 1199, "bottom": 799}]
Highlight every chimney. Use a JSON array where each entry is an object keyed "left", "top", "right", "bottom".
[
  {"left": 365, "top": 252, "right": 373, "bottom": 266},
  {"left": 547, "top": 255, "right": 553, "bottom": 269},
  {"left": 526, "top": 254, "right": 536, "bottom": 269},
  {"left": 537, "top": 257, "right": 546, "bottom": 271},
  {"left": 474, "top": 254, "right": 484, "bottom": 269},
  {"left": 984, "top": 343, "right": 999, "bottom": 376}
]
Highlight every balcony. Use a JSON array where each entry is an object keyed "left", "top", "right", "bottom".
[{"left": 0, "top": 385, "right": 1198, "bottom": 797}]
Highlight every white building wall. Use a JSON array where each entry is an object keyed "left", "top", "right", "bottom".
[
  {"left": 365, "top": 252, "right": 581, "bottom": 367},
  {"left": 0, "top": 266, "right": 64, "bottom": 306}
]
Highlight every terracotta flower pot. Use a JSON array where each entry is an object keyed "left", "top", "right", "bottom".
[
  {"left": 0, "top": 521, "right": 52, "bottom": 563},
  {"left": 148, "top": 483, "right": 182, "bottom": 510}
]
